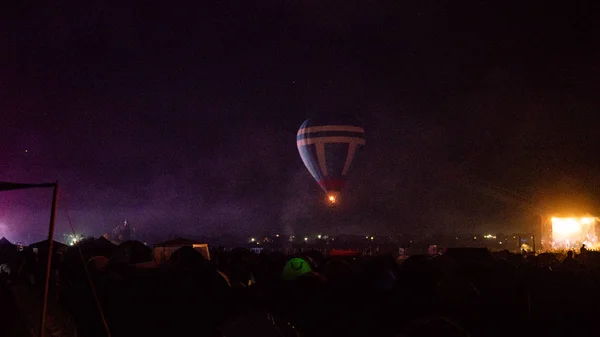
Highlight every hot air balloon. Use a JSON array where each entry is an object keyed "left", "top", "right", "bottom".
[{"left": 296, "top": 115, "right": 365, "bottom": 205}]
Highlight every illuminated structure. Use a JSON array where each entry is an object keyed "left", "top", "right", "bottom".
[
  {"left": 541, "top": 216, "right": 598, "bottom": 251},
  {"left": 153, "top": 238, "right": 210, "bottom": 264}
]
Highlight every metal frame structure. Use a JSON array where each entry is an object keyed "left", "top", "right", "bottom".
[{"left": 0, "top": 181, "right": 58, "bottom": 337}]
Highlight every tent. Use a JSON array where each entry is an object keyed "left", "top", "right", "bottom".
[
  {"left": 281, "top": 258, "right": 312, "bottom": 281},
  {"left": 153, "top": 238, "right": 210, "bottom": 264},
  {"left": 112, "top": 240, "right": 152, "bottom": 265},
  {"left": 87, "top": 256, "right": 110, "bottom": 270},
  {"left": 73, "top": 236, "right": 117, "bottom": 259},
  {"left": 29, "top": 240, "right": 68, "bottom": 255},
  {"left": 0, "top": 237, "right": 17, "bottom": 263},
  {"left": 169, "top": 246, "right": 209, "bottom": 267}
]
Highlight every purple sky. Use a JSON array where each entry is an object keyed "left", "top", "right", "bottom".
[{"left": 1, "top": 1, "right": 599, "bottom": 243}]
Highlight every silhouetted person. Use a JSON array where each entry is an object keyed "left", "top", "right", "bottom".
[
  {"left": 580, "top": 244, "right": 587, "bottom": 255},
  {"left": 562, "top": 250, "right": 577, "bottom": 270}
]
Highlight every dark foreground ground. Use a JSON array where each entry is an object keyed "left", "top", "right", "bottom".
[{"left": 0, "top": 286, "right": 29, "bottom": 337}]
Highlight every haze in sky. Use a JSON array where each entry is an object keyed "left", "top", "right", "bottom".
[{"left": 1, "top": 1, "right": 598, "bottom": 243}]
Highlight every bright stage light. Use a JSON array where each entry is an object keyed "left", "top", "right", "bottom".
[{"left": 551, "top": 217, "right": 597, "bottom": 247}]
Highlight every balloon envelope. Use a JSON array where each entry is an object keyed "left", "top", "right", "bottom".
[{"left": 296, "top": 115, "right": 365, "bottom": 201}]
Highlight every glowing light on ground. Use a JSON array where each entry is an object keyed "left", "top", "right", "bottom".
[{"left": 65, "top": 233, "right": 84, "bottom": 246}]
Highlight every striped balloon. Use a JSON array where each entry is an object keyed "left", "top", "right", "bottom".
[{"left": 296, "top": 115, "right": 365, "bottom": 203}]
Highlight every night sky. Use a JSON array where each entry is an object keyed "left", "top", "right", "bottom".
[{"left": 1, "top": 1, "right": 599, "bottom": 243}]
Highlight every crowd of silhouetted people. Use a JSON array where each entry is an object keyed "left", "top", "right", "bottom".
[{"left": 1, "top": 237, "right": 599, "bottom": 337}]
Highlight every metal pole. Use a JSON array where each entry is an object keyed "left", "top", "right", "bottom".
[{"left": 38, "top": 183, "right": 58, "bottom": 337}]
